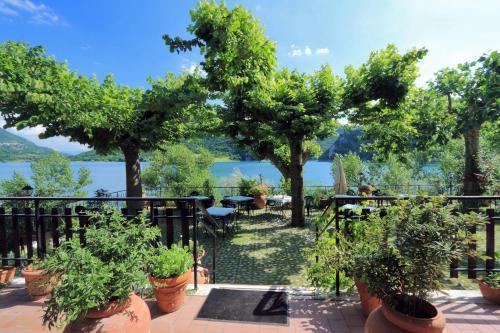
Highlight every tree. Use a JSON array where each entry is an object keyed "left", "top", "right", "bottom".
[
  {"left": 165, "top": 1, "right": 426, "bottom": 226},
  {"left": 142, "top": 144, "right": 215, "bottom": 196},
  {"left": 0, "top": 41, "right": 213, "bottom": 209},
  {"left": 431, "top": 51, "right": 499, "bottom": 195},
  {"left": 332, "top": 152, "right": 367, "bottom": 187},
  {"left": 31, "top": 152, "right": 91, "bottom": 198}
]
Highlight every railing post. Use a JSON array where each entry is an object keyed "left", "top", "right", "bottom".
[
  {"left": 51, "top": 208, "right": 60, "bottom": 248},
  {"left": 468, "top": 222, "right": 477, "bottom": 279},
  {"left": 165, "top": 208, "right": 174, "bottom": 247},
  {"left": 0, "top": 207, "right": 6, "bottom": 266},
  {"left": 486, "top": 209, "right": 495, "bottom": 274},
  {"left": 11, "top": 207, "right": 20, "bottom": 266},
  {"left": 24, "top": 208, "right": 33, "bottom": 261},
  {"left": 34, "top": 199, "right": 41, "bottom": 258},
  {"left": 335, "top": 197, "right": 340, "bottom": 297},
  {"left": 64, "top": 208, "right": 73, "bottom": 240},
  {"left": 192, "top": 200, "right": 198, "bottom": 289}
]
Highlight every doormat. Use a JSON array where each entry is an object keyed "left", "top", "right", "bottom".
[{"left": 196, "top": 288, "right": 288, "bottom": 325}]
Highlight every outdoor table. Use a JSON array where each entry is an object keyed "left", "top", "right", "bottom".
[
  {"left": 224, "top": 195, "right": 254, "bottom": 220},
  {"left": 206, "top": 207, "right": 236, "bottom": 237},
  {"left": 187, "top": 195, "right": 212, "bottom": 208},
  {"left": 266, "top": 195, "right": 292, "bottom": 217},
  {"left": 339, "top": 204, "right": 377, "bottom": 212}
]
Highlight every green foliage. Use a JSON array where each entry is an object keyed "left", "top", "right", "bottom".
[
  {"left": 0, "top": 41, "right": 215, "bottom": 198},
  {"left": 370, "top": 155, "right": 413, "bottom": 195},
  {"left": 142, "top": 144, "right": 215, "bottom": 196},
  {"left": 0, "top": 171, "right": 29, "bottom": 197},
  {"left": 31, "top": 152, "right": 91, "bottom": 197},
  {"left": 238, "top": 178, "right": 258, "bottom": 196},
  {"left": 359, "top": 198, "right": 486, "bottom": 316},
  {"left": 483, "top": 273, "right": 500, "bottom": 289},
  {"left": 42, "top": 207, "right": 160, "bottom": 329},
  {"left": 147, "top": 245, "right": 194, "bottom": 280},
  {"left": 332, "top": 152, "right": 367, "bottom": 187}
]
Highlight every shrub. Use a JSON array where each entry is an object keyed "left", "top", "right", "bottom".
[
  {"left": 147, "top": 245, "right": 194, "bottom": 280},
  {"left": 42, "top": 206, "right": 160, "bottom": 329},
  {"left": 359, "top": 197, "right": 486, "bottom": 317}
]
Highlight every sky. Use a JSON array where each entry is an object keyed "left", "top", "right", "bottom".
[{"left": 1, "top": 0, "right": 499, "bottom": 154}]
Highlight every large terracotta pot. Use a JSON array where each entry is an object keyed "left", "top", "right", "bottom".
[
  {"left": 254, "top": 194, "right": 266, "bottom": 209},
  {"left": 149, "top": 270, "right": 190, "bottom": 313},
  {"left": 365, "top": 298, "right": 447, "bottom": 333},
  {"left": 354, "top": 276, "right": 382, "bottom": 317},
  {"left": 86, "top": 295, "right": 132, "bottom": 319},
  {"left": 64, "top": 293, "right": 151, "bottom": 333},
  {"left": 477, "top": 278, "right": 500, "bottom": 304},
  {"left": 21, "top": 268, "right": 58, "bottom": 300},
  {"left": 187, "top": 266, "right": 210, "bottom": 285},
  {"left": 0, "top": 266, "right": 16, "bottom": 284}
]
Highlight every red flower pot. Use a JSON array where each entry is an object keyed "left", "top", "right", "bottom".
[
  {"left": 354, "top": 276, "right": 382, "bottom": 317},
  {"left": 149, "top": 270, "right": 190, "bottom": 313},
  {"left": 21, "top": 268, "right": 58, "bottom": 300},
  {"left": 477, "top": 278, "right": 500, "bottom": 304}
]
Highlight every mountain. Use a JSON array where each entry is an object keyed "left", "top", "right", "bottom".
[
  {"left": 319, "top": 128, "right": 373, "bottom": 161},
  {"left": 0, "top": 128, "right": 55, "bottom": 162}
]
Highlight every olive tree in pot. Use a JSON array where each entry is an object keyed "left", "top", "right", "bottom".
[
  {"left": 42, "top": 206, "right": 160, "bottom": 332},
  {"left": 361, "top": 198, "right": 485, "bottom": 333},
  {"left": 147, "top": 244, "right": 194, "bottom": 313}
]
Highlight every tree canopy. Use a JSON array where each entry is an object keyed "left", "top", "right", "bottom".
[
  {"left": 165, "top": 1, "right": 426, "bottom": 226},
  {"left": 0, "top": 41, "right": 215, "bottom": 207}
]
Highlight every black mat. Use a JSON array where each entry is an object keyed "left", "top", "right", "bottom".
[{"left": 196, "top": 289, "right": 289, "bottom": 325}]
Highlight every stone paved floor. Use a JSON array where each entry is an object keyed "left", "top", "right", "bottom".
[
  {"left": 1, "top": 286, "right": 500, "bottom": 332},
  {"left": 199, "top": 211, "right": 315, "bottom": 286}
]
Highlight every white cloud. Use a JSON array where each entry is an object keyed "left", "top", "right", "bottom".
[
  {"left": 288, "top": 49, "right": 302, "bottom": 57},
  {"left": 0, "top": 0, "right": 61, "bottom": 25},
  {"left": 288, "top": 45, "right": 329, "bottom": 57},
  {"left": 80, "top": 44, "right": 91, "bottom": 51}
]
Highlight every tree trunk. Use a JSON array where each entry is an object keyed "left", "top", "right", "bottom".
[
  {"left": 121, "top": 145, "right": 144, "bottom": 212},
  {"left": 289, "top": 139, "right": 305, "bottom": 227},
  {"left": 463, "top": 124, "right": 483, "bottom": 197}
]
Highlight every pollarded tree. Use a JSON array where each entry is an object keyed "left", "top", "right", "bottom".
[
  {"left": 431, "top": 51, "right": 499, "bottom": 195},
  {"left": 165, "top": 1, "right": 426, "bottom": 226},
  {"left": 0, "top": 41, "right": 213, "bottom": 209}
]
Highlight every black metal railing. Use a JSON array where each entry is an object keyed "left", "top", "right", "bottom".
[
  {"left": 316, "top": 195, "right": 500, "bottom": 296},
  {"left": 0, "top": 196, "right": 209, "bottom": 288}
]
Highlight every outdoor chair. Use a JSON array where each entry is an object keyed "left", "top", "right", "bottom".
[
  {"left": 220, "top": 199, "right": 236, "bottom": 209},
  {"left": 304, "top": 195, "right": 313, "bottom": 216}
]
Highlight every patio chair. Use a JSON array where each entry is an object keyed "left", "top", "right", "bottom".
[
  {"left": 190, "top": 190, "right": 200, "bottom": 196},
  {"left": 220, "top": 198, "right": 236, "bottom": 209},
  {"left": 304, "top": 195, "right": 313, "bottom": 216}
]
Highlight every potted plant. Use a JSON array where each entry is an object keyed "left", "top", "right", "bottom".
[
  {"left": 361, "top": 198, "right": 485, "bottom": 333},
  {"left": 21, "top": 258, "right": 60, "bottom": 300},
  {"left": 42, "top": 206, "right": 160, "bottom": 332},
  {"left": 249, "top": 184, "right": 269, "bottom": 209},
  {"left": 477, "top": 272, "right": 500, "bottom": 304},
  {"left": 1, "top": 265, "right": 16, "bottom": 284},
  {"left": 147, "top": 244, "right": 194, "bottom": 313},
  {"left": 307, "top": 207, "right": 386, "bottom": 317},
  {"left": 238, "top": 178, "right": 258, "bottom": 196}
]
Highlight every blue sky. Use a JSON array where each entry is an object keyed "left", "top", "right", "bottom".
[{"left": 1, "top": 0, "right": 499, "bottom": 154}]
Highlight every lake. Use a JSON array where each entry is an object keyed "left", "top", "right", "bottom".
[{"left": 0, "top": 161, "right": 334, "bottom": 194}]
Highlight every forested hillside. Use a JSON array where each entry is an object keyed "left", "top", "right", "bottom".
[{"left": 0, "top": 128, "right": 54, "bottom": 161}]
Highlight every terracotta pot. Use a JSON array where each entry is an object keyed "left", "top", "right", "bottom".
[
  {"left": 365, "top": 299, "right": 446, "bottom": 333},
  {"left": 149, "top": 270, "right": 190, "bottom": 313},
  {"left": 64, "top": 293, "right": 151, "bottom": 333},
  {"left": 21, "top": 268, "right": 59, "bottom": 300},
  {"left": 187, "top": 266, "right": 210, "bottom": 285},
  {"left": 0, "top": 266, "right": 16, "bottom": 284},
  {"left": 196, "top": 249, "right": 206, "bottom": 264},
  {"left": 254, "top": 194, "right": 266, "bottom": 209},
  {"left": 86, "top": 295, "right": 132, "bottom": 319},
  {"left": 354, "top": 276, "right": 382, "bottom": 317},
  {"left": 477, "top": 278, "right": 500, "bottom": 304}
]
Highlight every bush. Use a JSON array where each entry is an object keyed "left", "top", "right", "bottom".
[
  {"left": 359, "top": 197, "right": 486, "bottom": 316},
  {"left": 147, "top": 245, "right": 194, "bottom": 280},
  {"left": 42, "top": 206, "right": 160, "bottom": 329}
]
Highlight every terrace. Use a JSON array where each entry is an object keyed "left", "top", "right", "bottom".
[{"left": 0, "top": 195, "right": 499, "bottom": 332}]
